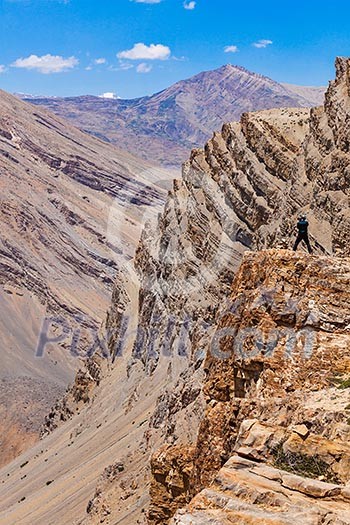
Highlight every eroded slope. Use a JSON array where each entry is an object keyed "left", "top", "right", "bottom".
[{"left": 0, "top": 89, "right": 169, "bottom": 465}]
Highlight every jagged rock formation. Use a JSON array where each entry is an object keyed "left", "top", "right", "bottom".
[
  {"left": 110, "top": 57, "right": 350, "bottom": 522},
  {"left": 119, "top": 55, "right": 350, "bottom": 384},
  {"left": 148, "top": 444, "right": 196, "bottom": 524},
  {"left": 168, "top": 251, "right": 350, "bottom": 524},
  {"left": 189, "top": 250, "right": 350, "bottom": 489},
  {"left": 108, "top": 58, "right": 350, "bottom": 476},
  {"left": 0, "top": 89, "right": 169, "bottom": 465},
  {"left": 0, "top": 58, "right": 349, "bottom": 525},
  {"left": 23, "top": 64, "right": 325, "bottom": 167}
]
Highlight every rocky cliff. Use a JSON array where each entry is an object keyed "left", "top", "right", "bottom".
[
  {"left": 23, "top": 64, "right": 325, "bottom": 167},
  {"left": 169, "top": 250, "right": 350, "bottom": 525},
  {"left": 0, "top": 58, "right": 349, "bottom": 524},
  {"left": 171, "top": 455, "right": 350, "bottom": 524},
  {"left": 108, "top": 56, "right": 350, "bottom": 522},
  {"left": 120, "top": 55, "right": 350, "bottom": 377}
]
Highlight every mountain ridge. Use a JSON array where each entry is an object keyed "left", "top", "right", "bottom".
[{"left": 22, "top": 64, "right": 326, "bottom": 167}]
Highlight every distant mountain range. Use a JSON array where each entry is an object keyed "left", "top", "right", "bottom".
[{"left": 22, "top": 64, "right": 325, "bottom": 167}]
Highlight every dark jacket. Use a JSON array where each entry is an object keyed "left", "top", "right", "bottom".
[{"left": 297, "top": 219, "right": 309, "bottom": 234}]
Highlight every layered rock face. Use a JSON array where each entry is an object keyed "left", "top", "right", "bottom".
[
  {"left": 117, "top": 57, "right": 350, "bottom": 440},
  {"left": 169, "top": 250, "right": 350, "bottom": 524},
  {"left": 123, "top": 56, "right": 350, "bottom": 378},
  {"left": 148, "top": 250, "right": 350, "bottom": 524},
  {"left": 305, "top": 57, "right": 350, "bottom": 253},
  {"left": 115, "top": 58, "right": 350, "bottom": 522},
  {"left": 0, "top": 89, "right": 168, "bottom": 465},
  {"left": 171, "top": 456, "right": 350, "bottom": 524}
]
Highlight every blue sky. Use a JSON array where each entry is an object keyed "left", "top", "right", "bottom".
[{"left": 0, "top": 0, "right": 349, "bottom": 98}]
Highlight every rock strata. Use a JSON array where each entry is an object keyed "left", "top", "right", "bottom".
[
  {"left": 104, "top": 57, "right": 350, "bottom": 523},
  {"left": 0, "top": 88, "right": 168, "bottom": 463},
  {"left": 148, "top": 250, "right": 350, "bottom": 522},
  {"left": 170, "top": 455, "right": 350, "bottom": 524}
]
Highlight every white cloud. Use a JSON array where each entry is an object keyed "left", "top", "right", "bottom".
[
  {"left": 172, "top": 55, "right": 187, "bottom": 61},
  {"left": 118, "top": 61, "right": 134, "bottom": 70},
  {"left": 253, "top": 39, "right": 273, "bottom": 48},
  {"left": 130, "top": 0, "right": 162, "bottom": 3},
  {"left": 107, "top": 62, "right": 134, "bottom": 72},
  {"left": 117, "top": 43, "right": 171, "bottom": 60},
  {"left": 94, "top": 57, "right": 106, "bottom": 65},
  {"left": 137, "top": 62, "right": 152, "bottom": 73},
  {"left": 224, "top": 45, "right": 238, "bottom": 53},
  {"left": 0, "top": 65, "right": 6, "bottom": 73},
  {"left": 184, "top": 1, "right": 196, "bottom": 9},
  {"left": 11, "top": 54, "right": 78, "bottom": 74},
  {"left": 99, "top": 92, "right": 118, "bottom": 99}
]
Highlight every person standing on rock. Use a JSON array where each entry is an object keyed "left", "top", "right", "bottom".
[{"left": 293, "top": 215, "right": 313, "bottom": 254}]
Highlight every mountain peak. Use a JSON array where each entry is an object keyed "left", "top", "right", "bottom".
[
  {"left": 219, "top": 63, "right": 250, "bottom": 71},
  {"left": 213, "top": 63, "right": 270, "bottom": 79},
  {"left": 218, "top": 63, "right": 236, "bottom": 71},
  {"left": 24, "top": 64, "right": 325, "bottom": 167}
]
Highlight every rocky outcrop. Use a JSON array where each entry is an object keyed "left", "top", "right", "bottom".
[
  {"left": 191, "top": 250, "right": 350, "bottom": 484},
  {"left": 171, "top": 455, "right": 350, "bottom": 524},
  {"left": 148, "top": 445, "right": 195, "bottom": 524},
  {"left": 120, "top": 57, "right": 350, "bottom": 381},
  {"left": 23, "top": 65, "right": 325, "bottom": 167},
  {"left": 305, "top": 57, "right": 350, "bottom": 253},
  {"left": 148, "top": 250, "right": 350, "bottom": 522},
  {"left": 110, "top": 59, "right": 350, "bottom": 471},
  {"left": 128, "top": 58, "right": 350, "bottom": 522}
]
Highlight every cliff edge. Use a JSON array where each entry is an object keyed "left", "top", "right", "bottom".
[{"left": 152, "top": 250, "right": 350, "bottom": 524}]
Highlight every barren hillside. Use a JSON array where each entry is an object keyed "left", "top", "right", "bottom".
[{"left": 0, "top": 90, "right": 170, "bottom": 466}]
